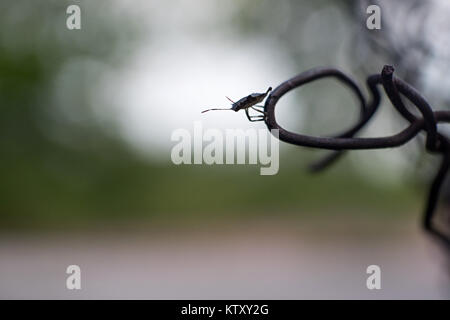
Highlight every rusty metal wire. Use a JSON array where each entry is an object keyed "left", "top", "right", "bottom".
[{"left": 263, "top": 65, "right": 450, "bottom": 247}]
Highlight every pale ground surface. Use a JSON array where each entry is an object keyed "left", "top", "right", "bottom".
[{"left": 0, "top": 217, "right": 449, "bottom": 299}]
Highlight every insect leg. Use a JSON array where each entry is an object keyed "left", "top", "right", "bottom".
[
  {"left": 250, "top": 106, "right": 266, "bottom": 114},
  {"left": 248, "top": 116, "right": 265, "bottom": 122},
  {"left": 245, "top": 108, "right": 265, "bottom": 122},
  {"left": 251, "top": 105, "right": 267, "bottom": 121}
]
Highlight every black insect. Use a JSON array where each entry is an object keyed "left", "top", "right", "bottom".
[{"left": 201, "top": 87, "right": 272, "bottom": 122}]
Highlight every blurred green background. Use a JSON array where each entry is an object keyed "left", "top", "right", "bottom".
[{"left": 3, "top": 0, "right": 447, "bottom": 229}]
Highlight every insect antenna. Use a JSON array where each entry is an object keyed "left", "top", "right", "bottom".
[
  {"left": 225, "top": 96, "right": 235, "bottom": 103},
  {"left": 201, "top": 108, "right": 233, "bottom": 113}
]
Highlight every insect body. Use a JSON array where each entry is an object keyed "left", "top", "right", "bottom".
[{"left": 201, "top": 87, "right": 272, "bottom": 122}]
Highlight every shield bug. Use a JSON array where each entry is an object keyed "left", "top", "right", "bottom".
[{"left": 201, "top": 87, "right": 272, "bottom": 122}]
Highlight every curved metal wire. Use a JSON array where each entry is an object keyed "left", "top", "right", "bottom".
[{"left": 263, "top": 65, "right": 450, "bottom": 247}]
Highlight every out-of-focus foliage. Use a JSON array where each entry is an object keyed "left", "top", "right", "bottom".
[
  {"left": 0, "top": 0, "right": 422, "bottom": 228},
  {"left": 0, "top": 1, "right": 145, "bottom": 226}
]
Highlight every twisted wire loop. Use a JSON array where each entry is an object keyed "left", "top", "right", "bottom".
[{"left": 263, "top": 65, "right": 450, "bottom": 247}]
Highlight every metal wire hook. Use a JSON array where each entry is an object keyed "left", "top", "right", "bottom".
[{"left": 262, "top": 65, "right": 450, "bottom": 247}]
